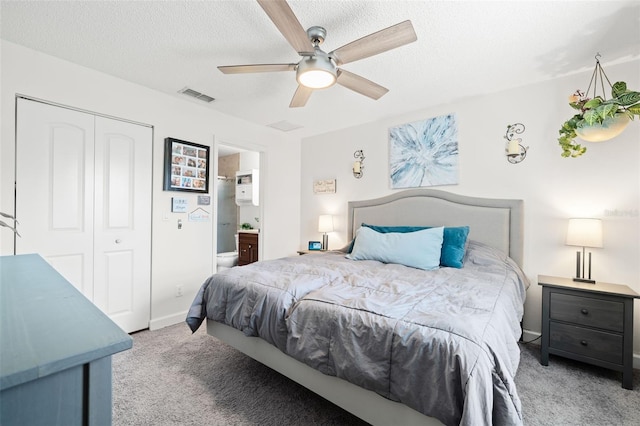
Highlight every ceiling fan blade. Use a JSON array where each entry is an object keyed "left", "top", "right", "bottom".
[
  {"left": 330, "top": 20, "right": 417, "bottom": 66},
  {"left": 336, "top": 69, "right": 389, "bottom": 100},
  {"left": 257, "top": 0, "right": 315, "bottom": 55},
  {"left": 218, "top": 64, "right": 296, "bottom": 74},
  {"left": 289, "top": 85, "right": 313, "bottom": 108}
]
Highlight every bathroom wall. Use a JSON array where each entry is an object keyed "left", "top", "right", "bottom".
[
  {"left": 218, "top": 153, "right": 239, "bottom": 178},
  {"left": 238, "top": 152, "right": 260, "bottom": 230}
]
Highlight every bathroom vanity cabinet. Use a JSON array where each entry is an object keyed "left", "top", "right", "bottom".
[{"left": 238, "top": 232, "right": 259, "bottom": 265}]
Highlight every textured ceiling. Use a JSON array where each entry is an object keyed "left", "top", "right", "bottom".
[{"left": 2, "top": 0, "right": 639, "bottom": 138}]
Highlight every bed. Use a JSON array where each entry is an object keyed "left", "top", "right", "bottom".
[{"left": 187, "top": 189, "right": 528, "bottom": 426}]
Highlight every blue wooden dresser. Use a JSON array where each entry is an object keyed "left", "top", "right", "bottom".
[{"left": 0, "top": 254, "right": 133, "bottom": 425}]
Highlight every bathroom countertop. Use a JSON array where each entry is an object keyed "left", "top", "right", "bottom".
[{"left": 239, "top": 229, "right": 260, "bottom": 234}]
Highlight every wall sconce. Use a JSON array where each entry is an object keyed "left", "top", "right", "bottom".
[
  {"left": 318, "top": 214, "right": 334, "bottom": 250},
  {"left": 353, "top": 150, "right": 365, "bottom": 178},
  {"left": 566, "top": 218, "right": 603, "bottom": 283},
  {"left": 504, "top": 123, "right": 528, "bottom": 164}
]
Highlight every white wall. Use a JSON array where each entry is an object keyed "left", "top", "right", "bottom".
[
  {"left": 0, "top": 41, "right": 301, "bottom": 329},
  {"left": 300, "top": 60, "right": 640, "bottom": 355}
]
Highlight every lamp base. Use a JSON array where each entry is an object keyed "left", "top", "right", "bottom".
[
  {"left": 322, "top": 234, "right": 329, "bottom": 251},
  {"left": 573, "top": 277, "right": 596, "bottom": 284}
]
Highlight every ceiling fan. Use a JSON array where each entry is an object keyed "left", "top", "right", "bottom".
[{"left": 218, "top": 0, "right": 417, "bottom": 108}]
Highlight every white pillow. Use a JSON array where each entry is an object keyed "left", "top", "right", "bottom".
[{"left": 346, "top": 226, "right": 444, "bottom": 270}]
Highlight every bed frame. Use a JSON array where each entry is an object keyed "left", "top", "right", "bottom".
[{"left": 206, "top": 189, "right": 524, "bottom": 425}]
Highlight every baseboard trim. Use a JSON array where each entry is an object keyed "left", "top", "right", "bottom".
[
  {"left": 522, "top": 328, "right": 640, "bottom": 369},
  {"left": 149, "top": 311, "right": 188, "bottom": 331},
  {"left": 521, "top": 329, "right": 541, "bottom": 344}
]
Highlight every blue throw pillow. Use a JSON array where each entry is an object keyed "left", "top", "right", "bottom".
[
  {"left": 439, "top": 226, "right": 470, "bottom": 268},
  {"left": 350, "top": 223, "right": 469, "bottom": 269},
  {"left": 346, "top": 226, "right": 444, "bottom": 270}
]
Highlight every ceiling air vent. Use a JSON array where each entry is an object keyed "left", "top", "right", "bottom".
[
  {"left": 178, "top": 87, "right": 215, "bottom": 103},
  {"left": 267, "top": 120, "right": 303, "bottom": 132}
]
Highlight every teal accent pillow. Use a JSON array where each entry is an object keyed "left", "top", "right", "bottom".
[
  {"left": 346, "top": 226, "right": 444, "bottom": 271},
  {"left": 352, "top": 223, "right": 470, "bottom": 269},
  {"left": 439, "top": 226, "right": 470, "bottom": 268}
]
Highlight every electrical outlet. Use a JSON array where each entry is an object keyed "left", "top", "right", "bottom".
[{"left": 175, "top": 285, "right": 183, "bottom": 297}]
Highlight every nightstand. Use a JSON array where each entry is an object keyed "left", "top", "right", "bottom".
[
  {"left": 296, "top": 250, "right": 327, "bottom": 255},
  {"left": 539, "top": 275, "right": 639, "bottom": 389}
]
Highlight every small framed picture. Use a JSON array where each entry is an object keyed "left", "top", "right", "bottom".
[
  {"left": 308, "top": 241, "right": 322, "bottom": 251},
  {"left": 163, "top": 137, "right": 210, "bottom": 193}
]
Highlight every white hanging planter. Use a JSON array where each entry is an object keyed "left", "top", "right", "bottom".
[
  {"left": 558, "top": 54, "right": 639, "bottom": 158},
  {"left": 575, "top": 113, "right": 631, "bottom": 143}
]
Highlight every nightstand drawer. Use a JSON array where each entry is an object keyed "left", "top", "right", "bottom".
[
  {"left": 550, "top": 292, "right": 623, "bottom": 332},
  {"left": 549, "top": 322, "right": 623, "bottom": 365}
]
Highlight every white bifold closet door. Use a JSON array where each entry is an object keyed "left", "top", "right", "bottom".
[{"left": 16, "top": 98, "right": 152, "bottom": 333}]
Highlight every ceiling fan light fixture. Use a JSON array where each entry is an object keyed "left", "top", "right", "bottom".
[{"left": 296, "top": 56, "right": 337, "bottom": 89}]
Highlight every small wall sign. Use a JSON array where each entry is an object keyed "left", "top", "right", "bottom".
[
  {"left": 313, "top": 179, "right": 336, "bottom": 194},
  {"left": 171, "top": 197, "right": 188, "bottom": 213},
  {"left": 188, "top": 207, "right": 210, "bottom": 222}
]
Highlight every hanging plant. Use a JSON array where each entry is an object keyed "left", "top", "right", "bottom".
[{"left": 558, "top": 57, "right": 640, "bottom": 158}]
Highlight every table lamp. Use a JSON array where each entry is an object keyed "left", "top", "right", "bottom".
[
  {"left": 565, "top": 218, "right": 603, "bottom": 283},
  {"left": 318, "top": 214, "right": 334, "bottom": 250}
]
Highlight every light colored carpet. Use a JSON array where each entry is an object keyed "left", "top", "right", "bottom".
[{"left": 112, "top": 323, "right": 640, "bottom": 425}]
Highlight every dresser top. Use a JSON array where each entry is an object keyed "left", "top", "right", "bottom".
[
  {"left": 1, "top": 254, "right": 133, "bottom": 391},
  {"left": 538, "top": 274, "right": 640, "bottom": 299}
]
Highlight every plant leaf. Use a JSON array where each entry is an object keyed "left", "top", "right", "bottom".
[
  {"left": 583, "top": 109, "right": 600, "bottom": 125},
  {"left": 596, "top": 104, "right": 618, "bottom": 120},
  {"left": 0, "top": 211, "right": 16, "bottom": 220},
  {"left": 617, "top": 91, "right": 640, "bottom": 106},
  {"left": 612, "top": 81, "right": 627, "bottom": 98},
  {"left": 627, "top": 104, "right": 640, "bottom": 117},
  {"left": 583, "top": 98, "right": 602, "bottom": 109}
]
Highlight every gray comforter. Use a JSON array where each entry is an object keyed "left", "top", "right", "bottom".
[{"left": 187, "top": 241, "right": 528, "bottom": 426}]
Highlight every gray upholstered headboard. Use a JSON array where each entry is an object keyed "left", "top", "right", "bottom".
[{"left": 347, "top": 189, "right": 524, "bottom": 267}]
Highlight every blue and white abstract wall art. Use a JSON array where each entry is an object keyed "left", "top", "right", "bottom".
[{"left": 388, "top": 113, "right": 459, "bottom": 189}]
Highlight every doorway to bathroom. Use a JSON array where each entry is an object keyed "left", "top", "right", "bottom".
[{"left": 215, "top": 143, "right": 261, "bottom": 271}]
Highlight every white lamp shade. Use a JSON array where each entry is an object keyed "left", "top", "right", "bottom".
[
  {"left": 318, "top": 214, "right": 334, "bottom": 233},
  {"left": 566, "top": 218, "right": 603, "bottom": 248}
]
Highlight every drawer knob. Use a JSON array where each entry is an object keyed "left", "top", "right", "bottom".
[
  {"left": 580, "top": 308, "right": 589, "bottom": 315},
  {"left": 580, "top": 340, "right": 588, "bottom": 346}
]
